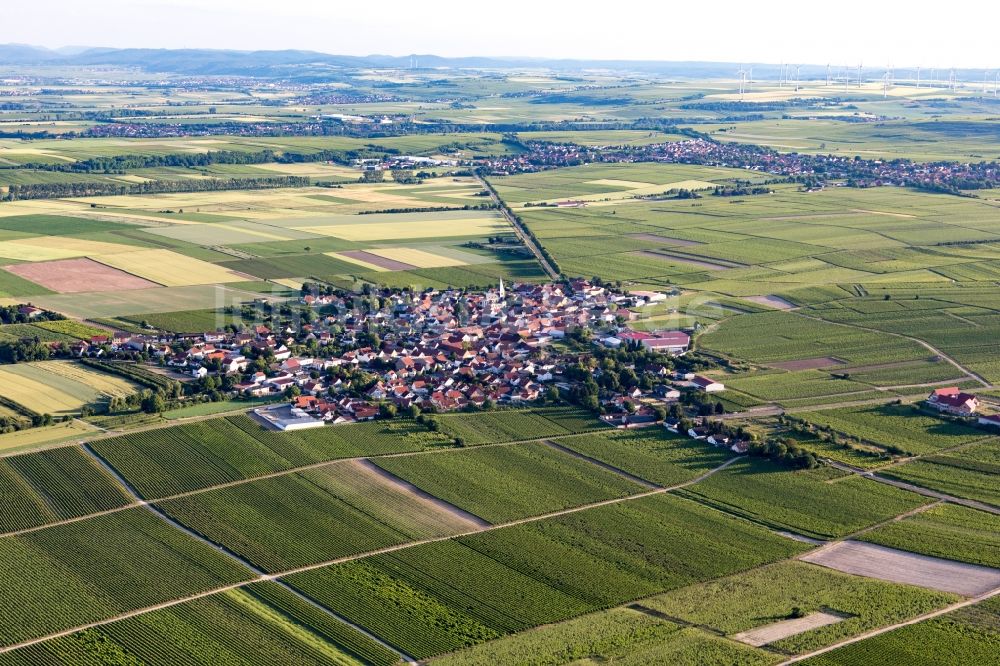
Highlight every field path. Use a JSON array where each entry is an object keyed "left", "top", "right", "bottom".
[
  {"left": 0, "top": 454, "right": 742, "bottom": 659},
  {"left": 477, "top": 172, "right": 560, "bottom": 280}
]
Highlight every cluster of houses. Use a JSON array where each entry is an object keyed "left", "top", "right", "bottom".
[
  {"left": 66, "top": 279, "right": 729, "bottom": 430},
  {"left": 479, "top": 138, "right": 1000, "bottom": 193}
]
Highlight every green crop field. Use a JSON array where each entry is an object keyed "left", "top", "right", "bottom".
[
  {"left": 880, "top": 439, "right": 1000, "bottom": 505},
  {"left": 0, "top": 508, "right": 252, "bottom": 649},
  {"left": 554, "top": 429, "right": 733, "bottom": 486},
  {"left": 860, "top": 504, "right": 1000, "bottom": 568},
  {"left": 796, "top": 404, "right": 992, "bottom": 455},
  {"left": 373, "top": 442, "right": 646, "bottom": 523},
  {"left": 643, "top": 561, "right": 957, "bottom": 655},
  {"left": 0, "top": 446, "right": 132, "bottom": 533},
  {"left": 675, "top": 459, "right": 931, "bottom": 540},
  {"left": 90, "top": 415, "right": 453, "bottom": 498},
  {"left": 0, "top": 582, "right": 399, "bottom": 666},
  {"left": 285, "top": 494, "right": 804, "bottom": 659},
  {"left": 430, "top": 607, "right": 776, "bottom": 666},
  {"left": 800, "top": 598, "right": 1000, "bottom": 666},
  {"left": 434, "top": 406, "right": 600, "bottom": 445},
  {"left": 157, "top": 460, "right": 482, "bottom": 572}
]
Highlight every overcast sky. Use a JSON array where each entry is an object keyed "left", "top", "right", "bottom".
[{"left": 9, "top": 0, "right": 999, "bottom": 68}]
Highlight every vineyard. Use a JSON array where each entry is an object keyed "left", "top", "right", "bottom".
[
  {"left": 675, "top": 459, "right": 931, "bottom": 540},
  {"left": 0, "top": 446, "right": 132, "bottom": 533},
  {"left": 642, "top": 561, "right": 957, "bottom": 655},
  {"left": 285, "top": 494, "right": 802, "bottom": 659},
  {"left": 156, "top": 461, "right": 479, "bottom": 572},
  {"left": 554, "top": 428, "right": 733, "bottom": 486},
  {"left": 800, "top": 598, "right": 1000, "bottom": 665},
  {"left": 796, "top": 404, "right": 989, "bottom": 455},
  {"left": 428, "top": 607, "right": 775, "bottom": 666},
  {"left": 372, "top": 442, "right": 646, "bottom": 523},
  {"left": 90, "top": 415, "right": 452, "bottom": 498},
  {"left": 434, "top": 406, "right": 602, "bottom": 446},
  {"left": 860, "top": 504, "right": 1000, "bottom": 568},
  {"left": 0, "top": 508, "right": 253, "bottom": 649},
  {"left": 881, "top": 454, "right": 1000, "bottom": 506},
  {"left": 0, "top": 582, "right": 400, "bottom": 666}
]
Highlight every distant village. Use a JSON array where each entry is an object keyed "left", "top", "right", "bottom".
[{"left": 479, "top": 138, "right": 1000, "bottom": 193}]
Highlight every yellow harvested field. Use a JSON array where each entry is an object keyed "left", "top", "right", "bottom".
[
  {"left": 660, "top": 179, "right": 719, "bottom": 191},
  {"left": 0, "top": 362, "right": 139, "bottom": 416},
  {"left": 0, "top": 236, "right": 139, "bottom": 261},
  {"left": 298, "top": 217, "right": 509, "bottom": 241},
  {"left": 329, "top": 252, "right": 389, "bottom": 272},
  {"left": 93, "top": 249, "right": 249, "bottom": 286},
  {"left": 254, "top": 162, "right": 361, "bottom": 178},
  {"left": 210, "top": 223, "right": 289, "bottom": 241},
  {"left": 367, "top": 247, "right": 467, "bottom": 268},
  {"left": 536, "top": 179, "right": 719, "bottom": 205},
  {"left": 272, "top": 277, "right": 305, "bottom": 290},
  {"left": 587, "top": 178, "right": 657, "bottom": 188}
]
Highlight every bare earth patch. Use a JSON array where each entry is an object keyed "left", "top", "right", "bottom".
[
  {"left": 352, "top": 459, "right": 491, "bottom": 530},
  {"left": 636, "top": 250, "right": 734, "bottom": 271},
  {"left": 338, "top": 250, "right": 417, "bottom": 271},
  {"left": 731, "top": 611, "right": 847, "bottom": 646},
  {"left": 801, "top": 541, "right": 1000, "bottom": 596},
  {"left": 628, "top": 233, "right": 703, "bottom": 247},
  {"left": 769, "top": 357, "right": 845, "bottom": 371},
  {"left": 4, "top": 258, "right": 159, "bottom": 293},
  {"left": 745, "top": 295, "right": 797, "bottom": 310}
]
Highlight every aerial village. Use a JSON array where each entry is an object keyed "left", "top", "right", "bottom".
[{"left": 55, "top": 279, "right": 731, "bottom": 431}]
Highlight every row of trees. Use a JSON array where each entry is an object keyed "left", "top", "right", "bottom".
[{"left": 4, "top": 176, "right": 310, "bottom": 201}]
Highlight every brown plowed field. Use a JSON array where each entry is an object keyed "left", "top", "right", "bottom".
[{"left": 5, "top": 258, "right": 160, "bottom": 293}]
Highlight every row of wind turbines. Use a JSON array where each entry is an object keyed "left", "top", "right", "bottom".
[{"left": 735, "top": 64, "right": 1000, "bottom": 99}]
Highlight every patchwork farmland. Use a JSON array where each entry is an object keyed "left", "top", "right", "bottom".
[{"left": 0, "top": 45, "right": 996, "bottom": 666}]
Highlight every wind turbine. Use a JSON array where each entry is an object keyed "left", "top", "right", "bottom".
[
  {"left": 826, "top": 63, "right": 831, "bottom": 86},
  {"left": 916, "top": 66, "right": 921, "bottom": 88},
  {"left": 857, "top": 63, "right": 863, "bottom": 88}
]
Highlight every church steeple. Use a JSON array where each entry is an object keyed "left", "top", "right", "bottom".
[{"left": 498, "top": 278, "right": 505, "bottom": 300}]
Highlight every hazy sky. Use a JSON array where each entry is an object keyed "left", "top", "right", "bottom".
[{"left": 9, "top": 0, "right": 1000, "bottom": 68}]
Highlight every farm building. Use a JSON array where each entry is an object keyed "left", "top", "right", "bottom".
[
  {"left": 692, "top": 375, "right": 726, "bottom": 393},
  {"left": 926, "top": 387, "right": 979, "bottom": 416}
]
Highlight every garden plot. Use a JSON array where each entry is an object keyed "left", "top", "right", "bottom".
[
  {"left": 4, "top": 257, "right": 158, "bottom": 293},
  {"left": 801, "top": 541, "right": 1000, "bottom": 596}
]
